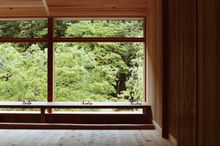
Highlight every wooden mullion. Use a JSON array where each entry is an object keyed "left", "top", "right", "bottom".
[
  {"left": 53, "top": 37, "right": 145, "bottom": 42},
  {"left": 47, "top": 17, "right": 54, "bottom": 113},
  {"left": 144, "top": 17, "right": 147, "bottom": 103},
  {"left": 0, "top": 38, "right": 48, "bottom": 42}
]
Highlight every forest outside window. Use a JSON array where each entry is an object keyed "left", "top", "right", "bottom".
[
  {"left": 0, "top": 20, "right": 48, "bottom": 38},
  {"left": 55, "top": 42, "right": 144, "bottom": 103},
  {"left": 0, "top": 18, "right": 146, "bottom": 112},
  {"left": 0, "top": 43, "right": 47, "bottom": 102},
  {"left": 55, "top": 19, "right": 144, "bottom": 38}
]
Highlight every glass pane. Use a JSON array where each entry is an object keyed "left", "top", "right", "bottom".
[
  {"left": 55, "top": 42, "right": 144, "bottom": 103},
  {"left": 55, "top": 19, "right": 144, "bottom": 38},
  {"left": 0, "top": 20, "right": 48, "bottom": 38},
  {"left": 0, "top": 43, "right": 47, "bottom": 102}
]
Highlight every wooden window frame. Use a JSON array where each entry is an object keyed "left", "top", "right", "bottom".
[{"left": 0, "top": 17, "right": 147, "bottom": 111}]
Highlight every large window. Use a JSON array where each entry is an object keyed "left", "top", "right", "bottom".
[
  {"left": 0, "top": 18, "right": 146, "bottom": 106},
  {"left": 55, "top": 42, "right": 144, "bottom": 102}
]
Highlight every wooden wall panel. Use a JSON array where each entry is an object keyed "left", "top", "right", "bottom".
[
  {"left": 197, "top": 0, "right": 220, "bottom": 145},
  {"left": 166, "top": 0, "right": 197, "bottom": 145},
  {"left": 148, "top": 0, "right": 219, "bottom": 145},
  {"left": 146, "top": 0, "right": 163, "bottom": 128}
]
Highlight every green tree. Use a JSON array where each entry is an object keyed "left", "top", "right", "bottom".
[{"left": 0, "top": 43, "right": 47, "bottom": 101}]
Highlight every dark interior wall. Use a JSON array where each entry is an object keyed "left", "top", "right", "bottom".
[
  {"left": 146, "top": 0, "right": 163, "bottom": 127},
  {"left": 166, "top": 0, "right": 197, "bottom": 144},
  {"left": 198, "top": 0, "right": 220, "bottom": 145},
  {"left": 147, "top": 1, "right": 198, "bottom": 143},
  {"left": 165, "top": 0, "right": 219, "bottom": 145},
  {"left": 147, "top": 0, "right": 219, "bottom": 145}
]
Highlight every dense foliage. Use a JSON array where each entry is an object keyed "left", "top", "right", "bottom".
[{"left": 0, "top": 20, "right": 144, "bottom": 102}]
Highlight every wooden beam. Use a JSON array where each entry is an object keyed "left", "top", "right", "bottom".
[
  {"left": 0, "top": 113, "right": 152, "bottom": 124},
  {"left": 0, "top": 38, "right": 48, "bottom": 42},
  {"left": 0, "top": 102, "right": 150, "bottom": 109},
  {"left": 53, "top": 38, "right": 145, "bottom": 42},
  {"left": 0, "top": 123, "right": 155, "bottom": 130},
  {"left": 42, "top": 0, "right": 50, "bottom": 16}
]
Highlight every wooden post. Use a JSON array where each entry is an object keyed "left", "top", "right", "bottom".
[
  {"left": 144, "top": 17, "right": 147, "bottom": 102},
  {"left": 47, "top": 17, "right": 54, "bottom": 113},
  {"left": 162, "top": 0, "right": 169, "bottom": 139},
  {"left": 40, "top": 108, "right": 46, "bottom": 123}
]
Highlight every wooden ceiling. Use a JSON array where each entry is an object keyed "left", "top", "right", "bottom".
[{"left": 0, "top": 0, "right": 149, "bottom": 17}]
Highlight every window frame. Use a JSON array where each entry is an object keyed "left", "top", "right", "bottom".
[{"left": 0, "top": 17, "right": 147, "bottom": 111}]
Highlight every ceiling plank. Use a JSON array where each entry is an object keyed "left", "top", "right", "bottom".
[
  {"left": 0, "top": 0, "right": 43, "bottom": 7},
  {"left": 0, "top": 7, "right": 47, "bottom": 17},
  {"left": 0, "top": 0, "right": 149, "bottom": 17}
]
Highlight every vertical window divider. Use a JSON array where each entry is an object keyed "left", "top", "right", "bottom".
[
  {"left": 47, "top": 17, "right": 54, "bottom": 113},
  {"left": 144, "top": 17, "right": 147, "bottom": 103}
]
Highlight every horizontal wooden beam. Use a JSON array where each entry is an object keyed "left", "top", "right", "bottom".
[
  {"left": 0, "top": 38, "right": 145, "bottom": 43},
  {"left": 0, "top": 113, "right": 152, "bottom": 124},
  {"left": 49, "top": 11, "right": 147, "bottom": 17},
  {"left": 0, "top": 38, "right": 48, "bottom": 42},
  {"left": 0, "top": 123, "right": 155, "bottom": 130},
  {"left": 53, "top": 38, "right": 145, "bottom": 42},
  {"left": 0, "top": 102, "right": 150, "bottom": 109}
]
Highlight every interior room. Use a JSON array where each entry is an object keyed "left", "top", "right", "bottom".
[{"left": 0, "top": 0, "right": 219, "bottom": 146}]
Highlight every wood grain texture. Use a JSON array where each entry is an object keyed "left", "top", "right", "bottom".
[
  {"left": 0, "top": 130, "right": 171, "bottom": 146},
  {"left": 0, "top": 113, "right": 152, "bottom": 124},
  {"left": 0, "top": 0, "right": 149, "bottom": 17},
  {"left": 197, "top": 0, "right": 220, "bottom": 146},
  {"left": 166, "top": 0, "right": 197, "bottom": 145},
  {"left": 146, "top": 0, "right": 163, "bottom": 130},
  {"left": 0, "top": 7, "right": 47, "bottom": 17},
  {"left": 0, "top": 102, "right": 153, "bottom": 127},
  {"left": 0, "top": 0, "right": 43, "bottom": 7},
  {"left": 0, "top": 123, "right": 155, "bottom": 130}
]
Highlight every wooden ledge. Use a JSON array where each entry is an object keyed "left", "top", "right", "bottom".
[{"left": 0, "top": 102, "right": 150, "bottom": 109}]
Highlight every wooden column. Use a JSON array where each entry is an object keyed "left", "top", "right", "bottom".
[
  {"left": 47, "top": 17, "right": 54, "bottom": 113},
  {"left": 162, "top": 0, "right": 169, "bottom": 139},
  {"left": 144, "top": 17, "right": 147, "bottom": 103},
  {"left": 164, "top": 0, "right": 197, "bottom": 144}
]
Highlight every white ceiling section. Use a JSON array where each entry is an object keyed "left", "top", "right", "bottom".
[{"left": 0, "top": 0, "right": 149, "bottom": 17}]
